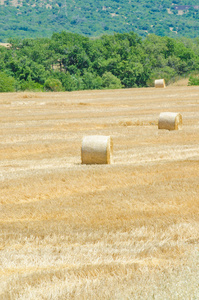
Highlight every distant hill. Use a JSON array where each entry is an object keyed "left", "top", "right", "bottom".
[{"left": 0, "top": 0, "right": 199, "bottom": 41}]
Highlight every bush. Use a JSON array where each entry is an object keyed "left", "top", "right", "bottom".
[
  {"left": 102, "top": 72, "right": 123, "bottom": 89},
  {"left": 0, "top": 72, "right": 16, "bottom": 92},
  {"left": 44, "top": 78, "right": 63, "bottom": 91},
  {"left": 19, "top": 78, "right": 43, "bottom": 91},
  {"left": 52, "top": 72, "right": 77, "bottom": 91},
  {"left": 188, "top": 75, "right": 199, "bottom": 86},
  {"left": 82, "top": 72, "right": 102, "bottom": 90}
]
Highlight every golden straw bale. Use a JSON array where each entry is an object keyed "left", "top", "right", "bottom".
[
  {"left": 158, "top": 112, "right": 182, "bottom": 130},
  {"left": 155, "top": 79, "right": 166, "bottom": 88},
  {"left": 81, "top": 135, "right": 113, "bottom": 164}
]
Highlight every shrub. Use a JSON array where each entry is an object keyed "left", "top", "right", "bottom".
[
  {"left": 44, "top": 78, "right": 63, "bottom": 91},
  {"left": 188, "top": 75, "right": 199, "bottom": 86},
  {"left": 0, "top": 72, "right": 16, "bottom": 92},
  {"left": 82, "top": 72, "right": 102, "bottom": 90},
  {"left": 19, "top": 77, "right": 43, "bottom": 91},
  {"left": 52, "top": 71, "right": 78, "bottom": 91},
  {"left": 102, "top": 72, "right": 123, "bottom": 89}
]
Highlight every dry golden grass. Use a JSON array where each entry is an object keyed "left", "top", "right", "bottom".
[
  {"left": 0, "top": 87, "right": 199, "bottom": 299},
  {"left": 170, "top": 77, "right": 189, "bottom": 86}
]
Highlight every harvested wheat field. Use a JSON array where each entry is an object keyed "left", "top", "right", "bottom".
[{"left": 0, "top": 86, "right": 199, "bottom": 299}]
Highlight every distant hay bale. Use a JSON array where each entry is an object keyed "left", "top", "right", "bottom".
[
  {"left": 81, "top": 135, "right": 113, "bottom": 164},
  {"left": 155, "top": 79, "right": 166, "bottom": 88},
  {"left": 158, "top": 112, "right": 182, "bottom": 130}
]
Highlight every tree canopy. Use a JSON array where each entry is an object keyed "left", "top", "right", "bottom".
[
  {"left": 0, "top": 31, "right": 199, "bottom": 92},
  {"left": 0, "top": 0, "right": 199, "bottom": 41}
]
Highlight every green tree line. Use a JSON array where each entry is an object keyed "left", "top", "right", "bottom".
[{"left": 1, "top": 31, "right": 199, "bottom": 92}]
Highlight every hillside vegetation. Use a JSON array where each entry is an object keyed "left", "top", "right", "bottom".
[
  {"left": 0, "top": 0, "right": 199, "bottom": 41},
  {"left": 1, "top": 31, "right": 199, "bottom": 92}
]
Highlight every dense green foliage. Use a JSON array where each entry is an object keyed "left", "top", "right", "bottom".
[
  {"left": 0, "top": 0, "right": 199, "bottom": 41},
  {"left": 0, "top": 72, "right": 16, "bottom": 92},
  {"left": 188, "top": 75, "right": 199, "bottom": 85},
  {"left": 44, "top": 78, "right": 63, "bottom": 91},
  {"left": 0, "top": 31, "right": 199, "bottom": 92}
]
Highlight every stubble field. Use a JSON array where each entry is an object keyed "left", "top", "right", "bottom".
[{"left": 0, "top": 86, "right": 199, "bottom": 299}]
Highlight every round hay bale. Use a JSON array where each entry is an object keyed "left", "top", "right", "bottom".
[
  {"left": 81, "top": 135, "right": 113, "bottom": 164},
  {"left": 158, "top": 112, "right": 182, "bottom": 130},
  {"left": 155, "top": 79, "right": 166, "bottom": 88}
]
